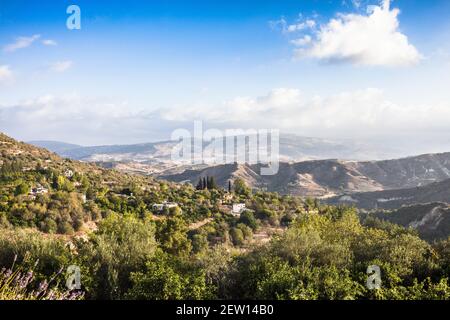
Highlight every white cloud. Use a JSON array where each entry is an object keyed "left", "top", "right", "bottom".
[
  {"left": 2, "top": 88, "right": 450, "bottom": 149},
  {"left": 42, "top": 39, "right": 57, "bottom": 46},
  {"left": 0, "top": 65, "right": 13, "bottom": 83},
  {"left": 0, "top": 94, "right": 165, "bottom": 145},
  {"left": 49, "top": 60, "right": 73, "bottom": 73},
  {"left": 158, "top": 87, "right": 450, "bottom": 141},
  {"left": 3, "top": 34, "right": 41, "bottom": 52},
  {"left": 292, "top": 0, "right": 421, "bottom": 66}
]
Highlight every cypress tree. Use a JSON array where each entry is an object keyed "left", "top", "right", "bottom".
[
  {"left": 196, "top": 178, "right": 203, "bottom": 190},
  {"left": 207, "top": 176, "right": 212, "bottom": 189},
  {"left": 210, "top": 176, "right": 217, "bottom": 190}
]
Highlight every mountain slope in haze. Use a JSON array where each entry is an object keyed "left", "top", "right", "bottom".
[
  {"left": 30, "top": 134, "right": 396, "bottom": 163},
  {"left": 351, "top": 152, "right": 450, "bottom": 189},
  {"left": 46, "top": 141, "right": 178, "bottom": 162},
  {"left": 277, "top": 134, "right": 395, "bottom": 161},
  {"left": 327, "top": 178, "right": 450, "bottom": 210},
  {"left": 28, "top": 140, "right": 82, "bottom": 154},
  {"left": 371, "top": 202, "right": 450, "bottom": 241},
  {"left": 161, "top": 153, "right": 450, "bottom": 197}
]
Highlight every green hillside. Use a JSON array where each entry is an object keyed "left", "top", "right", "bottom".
[{"left": 1, "top": 133, "right": 450, "bottom": 300}]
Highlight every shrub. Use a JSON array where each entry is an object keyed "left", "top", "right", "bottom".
[{"left": 0, "top": 256, "right": 83, "bottom": 300}]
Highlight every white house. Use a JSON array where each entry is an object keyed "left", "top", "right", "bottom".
[
  {"left": 152, "top": 201, "right": 179, "bottom": 212},
  {"left": 232, "top": 203, "right": 246, "bottom": 217},
  {"left": 30, "top": 185, "right": 49, "bottom": 196}
]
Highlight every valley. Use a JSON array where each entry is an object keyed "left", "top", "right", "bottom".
[
  {"left": 2, "top": 132, "right": 450, "bottom": 300},
  {"left": 26, "top": 134, "right": 450, "bottom": 244}
]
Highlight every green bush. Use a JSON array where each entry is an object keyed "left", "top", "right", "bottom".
[
  {"left": 126, "top": 252, "right": 214, "bottom": 300},
  {"left": 76, "top": 213, "right": 157, "bottom": 299},
  {"left": 230, "top": 228, "right": 244, "bottom": 246}
]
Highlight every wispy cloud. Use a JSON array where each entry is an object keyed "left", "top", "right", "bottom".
[
  {"left": 290, "top": 35, "right": 312, "bottom": 46},
  {"left": 285, "top": 19, "right": 316, "bottom": 33},
  {"left": 49, "top": 60, "right": 73, "bottom": 73},
  {"left": 3, "top": 34, "right": 41, "bottom": 52},
  {"left": 42, "top": 39, "right": 57, "bottom": 46},
  {"left": 0, "top": 65, "right": 13, "bottom": 84},
  {"left": 270, "top": 16, "right": 316, "bottom": 34}
]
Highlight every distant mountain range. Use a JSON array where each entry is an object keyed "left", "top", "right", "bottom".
[
  {"left": 30, "top": 136, "right": 450, "bottom": 200},
  {"left": 29, "top": 140, "right": 177, "bottom": 162},
  {"left": 28, "top": 141, "right": 84, "bottom": 154},
  {"left": 29, "top": 134, "right": 400, "bottom": 163}
]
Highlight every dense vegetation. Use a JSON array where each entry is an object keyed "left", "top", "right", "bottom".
[{"left": 1, "top": 133, "right": 450, "bottom": 300}]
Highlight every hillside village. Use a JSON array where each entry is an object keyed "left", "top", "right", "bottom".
[
  {"left": 0, "top": 133, "right": 303, "bottom": 246},
  {"left": 2, "top": 132, "right": 450, "bottom": 300}
]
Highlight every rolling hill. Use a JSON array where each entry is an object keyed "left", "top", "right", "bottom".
[
  {"left": 30, "top": 137, "right": 450, "bottom": 198},
  {"left": 327, "top": 178, "right": 450, "bottom": 210},
  {"left": 160, "top": 153, "right": 450, "bottom": 197}
]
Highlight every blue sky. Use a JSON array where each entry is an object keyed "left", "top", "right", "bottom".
[{"left": 1, "top": 0, "right": 450, "bottom": 153}]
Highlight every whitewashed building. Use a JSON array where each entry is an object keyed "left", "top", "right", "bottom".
[
  {"left": 29, "top": 185, "right": 49, "bottom": 196},
  {"left": 232, "top": 203, "right": 246, "bottom": 217},
  {"left": 152, "top": 201, "right": 179, "bottom": 212}
]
